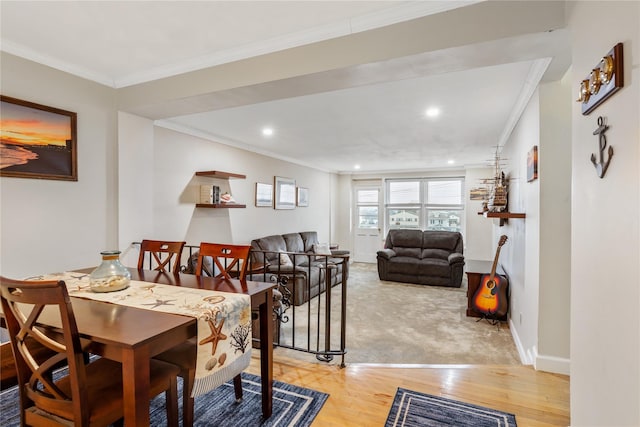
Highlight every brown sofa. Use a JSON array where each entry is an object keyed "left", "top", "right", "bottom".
[
  {"left": 247, "top": 231, "right": 349, "bottom": 306},
  {"left": 377, "top": 229, "right": 464, "bottom": 287}
]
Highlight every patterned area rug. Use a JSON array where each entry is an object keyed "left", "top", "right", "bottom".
[
  {"left": 385, "top": 388, "right": 517, "bottom": 427},
  {"left": 0, "top": 372, "right": 328, "bottom": 427}
]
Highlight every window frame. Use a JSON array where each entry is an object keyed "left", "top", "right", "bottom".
[{"left": 384, "top": 177, "right": 465, "bottom": 234}]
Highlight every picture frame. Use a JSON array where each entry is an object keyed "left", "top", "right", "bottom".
[
  {"left": 255, "top": 182, "right": 273, "bottom": 207},
  {"left": 0, "top": 95, "right": 77, "bottom": 181},
  {"left": 527, "top": 145, "right": 538, "bottom": 182},
  {"left": 297, "top": 187, "right": 309, "bottom": 207},
  {"left": 469, "top": 187, "right": 488, "bottom": 201},
  {"left": 274, "top": 176, "right": 296, "bottom": 209}
]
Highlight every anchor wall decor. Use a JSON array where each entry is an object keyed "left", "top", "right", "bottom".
[{"left": 591, "top": 116, "right": 613, "bottom": 178}]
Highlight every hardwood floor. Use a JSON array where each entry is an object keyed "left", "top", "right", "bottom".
[{"left": 246, "top": 351, "right": 570, "bottom": 427}]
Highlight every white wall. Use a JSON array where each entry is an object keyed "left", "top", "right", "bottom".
[
  {"left": 501, "top": 91, "right": 541, "bottom": 366},
  {"left": 464, "top": 167, "right": 494, "bottom": 261},
  {"left": 568, "top": 2, "right": 640, "bottom": 425},
  {"left": 498, "top": 76, "right": 572, "bottom": 376},
  {"left": 0, "top": 53, "right": 118, "bottom": 278},
  {"left": 116, "top": 122, "right": 336, "bottom": 268},
  {"left": 537, "top": 77, "right": 572, "bottom": 373}
]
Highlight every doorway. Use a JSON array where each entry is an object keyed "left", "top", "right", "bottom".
[{"left": 352, "top": 186, "right": 383, "bottom": 263}]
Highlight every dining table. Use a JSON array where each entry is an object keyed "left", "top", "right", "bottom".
[{"left": 20, "top": 267, "right": 275, "bottom": 426}]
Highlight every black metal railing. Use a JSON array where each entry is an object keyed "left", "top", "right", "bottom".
[{"left": 132, "top": 242, "right": 348, "bottom": 367}]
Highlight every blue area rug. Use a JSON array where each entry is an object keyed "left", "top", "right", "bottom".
[
  {"left": 385, "top": 387, "right": 517, "bottom": 427},
  {"left": 0, "top": 372, "right": 328, "bottom": 426}
]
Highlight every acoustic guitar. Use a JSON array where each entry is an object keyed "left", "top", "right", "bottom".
[{"left": 472, "top": 235, "right": 509, "bottom": 318}]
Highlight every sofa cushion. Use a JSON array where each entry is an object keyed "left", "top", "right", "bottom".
[
  {"left": 251, "top": 234, "right": 287, "bottom": 264},
  {"left": 386, "top": 257, "right": 450, "bottom": 278},
  {"left": 387, "top": 229, "right": 423, "bottom": 248},
  {"left": 422, "top": 231, "right": 462, "bottom": 252},
  {"left": 299, "top": 231, "right": 320, "bottom": 253},
  {"left": 421, "top": 248, "right": 450, "bottom": 260},
  {"left": 283, "top": 232, "right": 305, "bottom": 253}
]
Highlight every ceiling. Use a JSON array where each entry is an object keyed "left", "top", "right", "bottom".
[{"left": 0, "top": 1, "right": 571, "bottom": 174}]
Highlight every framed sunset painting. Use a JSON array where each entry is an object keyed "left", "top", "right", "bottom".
[{"left": 0, "top": 95, "right": 77, "bottom": 181}]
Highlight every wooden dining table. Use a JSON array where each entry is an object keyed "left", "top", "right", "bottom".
[{"left": 35, "top": 268, "right": 275, "bottom": 426}]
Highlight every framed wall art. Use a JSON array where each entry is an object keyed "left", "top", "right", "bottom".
[
  {"left": 527, "top": 145, "right": 538, "bottom": 182},
  {"left": 0, "top": 95, "right": 77, "bottom": 181},
  {"left": 255, "top": 182, "right": 273, "bottom": 207},
  {"left": 297, "top": 187, "right": 309, "bottom": 207},
  {"left": 274, "top": 176, "right": 296, "bottom": 209}
]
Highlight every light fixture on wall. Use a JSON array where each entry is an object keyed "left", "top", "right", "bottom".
[{"left": 576, "top": 43, "right": 624, "bottom": 115}]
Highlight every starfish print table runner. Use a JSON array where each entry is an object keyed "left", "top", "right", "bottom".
[{"left": 33, "top": 272, "right": 252, "bottom": 397}]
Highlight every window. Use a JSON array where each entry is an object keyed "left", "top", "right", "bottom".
[
  {"left": 356, "top": 189, "right": 379, "bottom": 229},
  {"left": 385, "top": 178, "right": 464, "bottom": 233}
]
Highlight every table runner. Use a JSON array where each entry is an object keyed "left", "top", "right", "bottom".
[{"left": 32, "top": 272, "right": 252, "bottom": 397}]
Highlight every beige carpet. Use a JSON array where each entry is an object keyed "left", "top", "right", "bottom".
[{"left": 277, "top": 262, "right": 521, "bottom": 365}]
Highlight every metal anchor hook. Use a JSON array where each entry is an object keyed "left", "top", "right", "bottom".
[{"left": 590, "top": 116, "right": 613, "bottom": 178}]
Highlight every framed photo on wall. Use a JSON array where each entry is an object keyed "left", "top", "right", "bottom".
[
  {"left": 0, "top": 95, "right": 77, "bottom": 181},
  {"left": 274, "top": 176, "right": 296, "bottom": 209},
  {"left": 255, "top": 182, "right": 273, "bottom": 207},
  {"left": 297, "top": 187, "right": 309, "bottom": 207},
  {"left": 527, "top": 145, "right": 538, "bottom": 182}
]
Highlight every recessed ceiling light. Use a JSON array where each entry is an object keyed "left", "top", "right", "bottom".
[
  {"left": 262, "top": 127, "right": 274, "bottom": 136},
  {"left": 425, "top": 107, "right": 440, "bottom": 118},
  {"left": 447, "top": 159, "right": 455, "bottom": 165},
  {"left": 354, "top": 164, "right": 361, "bottom": 170}
]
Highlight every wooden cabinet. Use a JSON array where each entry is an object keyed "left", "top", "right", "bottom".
[{"left": 195, "top": 170, "right": 246, "bottom": 208}]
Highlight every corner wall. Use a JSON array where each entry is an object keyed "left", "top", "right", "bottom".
[
  {"left": 0, "top": 53, "right": 118, "bottom": 277},
  {"left": 568, "top": 1, "right": 640, "bottom": 424},
  {"left": 116, "top": 121, "right": 336, "bottom": 266}
]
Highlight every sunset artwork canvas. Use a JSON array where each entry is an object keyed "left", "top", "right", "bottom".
[{"left": 0, "top": 96, "right": 77, "bottom": 181}]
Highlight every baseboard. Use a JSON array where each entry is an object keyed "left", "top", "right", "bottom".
[
  {"left": 509, "top": 319, "right": 570, "bottom": 375},
  {"left": 509, "top": 318, "right": 532, "bottom": 365},
  {"left": 535, "top": 353, "right": 570, "bottom": 375}
]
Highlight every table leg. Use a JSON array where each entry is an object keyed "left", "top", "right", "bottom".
[
  {"left": 258, "top": 289, "right": 273, "bottom": 419},
  {"left": 122, "top": 346, "right": 151, "bottom": 426}
]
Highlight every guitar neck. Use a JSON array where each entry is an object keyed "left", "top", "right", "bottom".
[{"left": 489, "top": 247, "right": 502, "bottom": 280}]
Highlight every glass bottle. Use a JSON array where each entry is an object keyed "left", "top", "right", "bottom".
[{"left": 89, "top": 250, "right": 131, "bottom": 292}]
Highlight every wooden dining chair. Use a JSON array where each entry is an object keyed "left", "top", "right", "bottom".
[
  {"left": 0, "top": 276, "right": 181, "bottom": 427},
  {"left": 195, "top": 242, "right": 251, "bottom": 280},
  {"left": 137, "top": 239, "right": 186, "bottom": 273},
  {"left": 155, "top": 242, "right": 251, "bottom": 427}
]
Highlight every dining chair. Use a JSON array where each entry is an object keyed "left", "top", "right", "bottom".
[
  {"left": 0, "top": 276, "right": 181, "bottom": 427},
  {"left": 155, "top": 242, "right": 251, "bottom": 427},
  {"left": 195, "top": 242, "right": 251, "bottom": 280},
  {"left": 137, "top": 239, "right": 186, "bottom": 273}
]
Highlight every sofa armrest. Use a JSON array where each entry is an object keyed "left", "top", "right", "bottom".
[
  {"left": 330, "top": 249, "right": 350, "bottom": 256},
  {"left": 448, "top": 252, "right": 465, "bottom": 265},
  {"left": 377, "top": 249, "right": 396, "bottom": 260}
]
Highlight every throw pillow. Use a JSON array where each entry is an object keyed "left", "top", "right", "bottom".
[
  {"left": 279, "top": 252, "right": 293, "bottom": 267},
  {"left": 313, "top": 243, "right": 332, "bottom": 256}
]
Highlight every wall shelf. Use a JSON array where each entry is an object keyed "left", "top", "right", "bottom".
[
  {"left": 477, "top": 211, "right": 526, "bottom": 226},
  {"left": 195, "top": 171, "right": 246, "bottom": 179},
  {"left": 196, "top": 203, "right": 246, "bottom": 209},
  {"left": 196, "top": 170, "right": 246, "bottom": 208}
]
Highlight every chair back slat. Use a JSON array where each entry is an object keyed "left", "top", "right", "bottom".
[
  {"left": 137, "top": 239, "right": 186, "bottom": 273},
  {"left": 196, "top": 243, "right": 251, "bottom": 280}
]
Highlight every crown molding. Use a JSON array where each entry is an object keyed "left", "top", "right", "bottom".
[{"left": 497, "top": 57, "right": 552, "bottom": 148}]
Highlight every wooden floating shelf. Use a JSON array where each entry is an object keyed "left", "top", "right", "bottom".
[
  {"left": 195, "top": 171, "right": 246, "bottom": 179},
  {"left": 477, "top": 211, "right": 526, "bottom": 226},
  {"left": 196, "top": 203, "right": 246, "bottom": 209}
]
